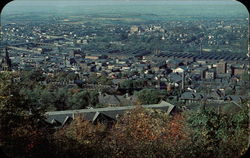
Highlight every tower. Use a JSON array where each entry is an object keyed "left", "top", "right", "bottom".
[{"left": 1, "top": 47, "right": 12, "bottom": 71}]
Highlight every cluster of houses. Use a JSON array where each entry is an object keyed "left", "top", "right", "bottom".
[
  {"left": 1, "top": 18, "right": 249, "bottom": 129},
  {"left": 1, "top": 46, "right": 249, "bottom": 106}
]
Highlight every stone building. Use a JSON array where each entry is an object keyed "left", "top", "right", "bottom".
[{"left": 0, "top": 48, "right": 12, "bottom": 71}]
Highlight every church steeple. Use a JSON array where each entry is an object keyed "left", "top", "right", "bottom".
[
  {"left": 1, "top": 47, "right": 12, "bottom": 71},
  {"left": 5, "top": 47, "right": 9, "bottom": 58}
]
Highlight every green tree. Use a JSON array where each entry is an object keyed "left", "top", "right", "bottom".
[
  {"left": 68, "top": 91, "right": 90, "bottom": 109},
  {"left": 22, "top": 70, "right": 46, "bottom": 83},
  {"left": 0, "top": 72, "right": 47, "bottom": 158},
  {"left": 66, "top": 73, "right": 79, "bottom": 81},
  {"left": 53, "top": 88, "right": 69, "bottom": 111},
  {"left": 186, "top": 106, "right": 249, "bottom": 158},
  {"left": 89, "top": 91, "right": 99, "bottom": 107},
  {"left": 20, "top": 87, "right": 55, "bottom": 111},
  {"left": 98, "top": 76, "right": 113, "bottom": 85},
  {"left": 135, "top": 89, "right": 165, "bottom": 105}
]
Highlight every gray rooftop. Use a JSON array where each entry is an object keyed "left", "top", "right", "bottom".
[{"left": 45, "top": 101, "right": 175, "bottom": 126}]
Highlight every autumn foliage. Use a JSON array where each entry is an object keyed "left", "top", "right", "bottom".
[
  {"left": 101, "top": 107, "right": 192, "bottom": 158},
  {"left": 24, "top": 107, "right": 191, "bottom": 158},
  {"left": 1, "top": 72, "right": 249, "bottom": 158},
  {"left": 2, "top": 104, "right": 249, "bottom": 158}
]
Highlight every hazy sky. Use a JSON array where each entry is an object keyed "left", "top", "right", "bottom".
[
  {"left": 4, "top": 0, "right": 239, "bottom": 1},
  {"left": 2, "top": 0, "right": 246, "bottom": 16},
  {"left": 2, "top": 0, "right": 241, "bottom": 7}
]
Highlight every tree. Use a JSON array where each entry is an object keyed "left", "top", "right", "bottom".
[
  {"left": 22, "top": 70, "right": 45, "bottom": 83},
  {"left": 88, "top": 91, "right": 99, "bottom": 107},
  {"left": 53, "top": 88, "right": 69, "bottom": 111},
  {"left": 105, "top": 107, "right": 191, "bottom": 158},
  {"left": 54, "top": 72, "right": 69, "bottom": 82},
  {"left": 19, "top": 85, "right": 57, "bottom": 111},
  {"left": 186, "top": 106, "right": 249, "bottom": 158},
  {"left": 0, "top": 72, "right": 47, "bottom": 158},
  {"left": 68, "top": 91, "right": 90, "bottom": 109},
  {"left": 0, "top": 72, "right": 44, "bottom": 135},
  {"left": 135, "top": 89, "right": 165, "bottom": 105},
  {"left": 98, "top": 76, "right": 113, "bottom": 85},
  {"left": 119, "top": 79, "right": 147, "bottom": 91},
  {"left": 53, "top": 115, "right": 107, "bottom": 157},
  {"left": 66, "top": 73, "right": 79, "bottom": 81}
]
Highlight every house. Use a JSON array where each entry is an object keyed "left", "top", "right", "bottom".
[
  {"left": 98, "top": 94, "right": 123, "bottom": 106},
  {"left": 166, "top": 59, "right": 183, "bottom": 68},
  {"left": 180, "top": 92, "right": 205, "bottom": 104},
  {"left": 224, "top": 95, "right": 244, "bottom": 104},
  {"left": 208, "top": 89, "right": 225, "bottom": 100},
  {"left": 231, "top": 76, "right": 240, "bottom": 83},
  {"left": 172, "top": 66, "right": 188, "bottom": 73},
  {"left": 134, "top": 64, "right": 149, "bottom": 72},
  {"left": 98, "top": 93, "right": 138, "bottom": 106},
  {"left": 192, "top": 67, "right": 207, "bottom": 79},
  {"left": 112, "top": 79, "right": 126, "bottom": 86},
  {"left": 45, "top": 101, "right": 176, "bottom": 128},
  {"left": 168, "top": 73, "right": 182, "bottom": 84}
]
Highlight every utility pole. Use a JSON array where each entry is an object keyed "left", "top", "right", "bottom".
[{"left": 181, "top": 72, "right": 185, "bottom": 90}]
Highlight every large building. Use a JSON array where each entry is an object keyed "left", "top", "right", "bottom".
[
  {"left": 45, "top": 101, "right": 176, "bottom": 128},
  {"left": 231, "top": 67, "right": 245, "bottom": 76},
  {"left": 216, "top": 61, "right": 227, "bottom": 74},
  {"left": 130, "top": 25, "right": 139, "bottom": 33}
]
